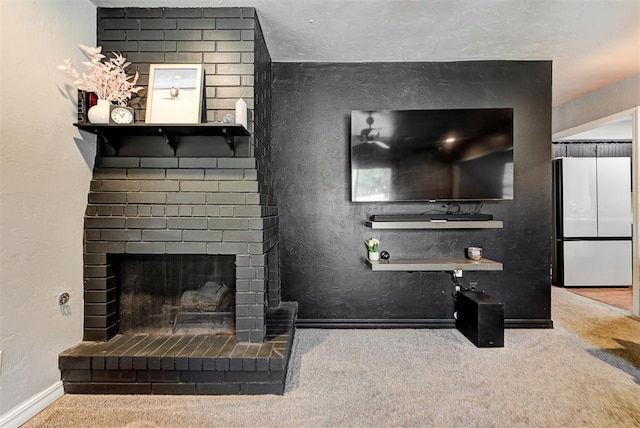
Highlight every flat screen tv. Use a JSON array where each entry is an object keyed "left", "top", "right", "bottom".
[{"left": 350, "top": 108, "right": 514, "bottom": 202}]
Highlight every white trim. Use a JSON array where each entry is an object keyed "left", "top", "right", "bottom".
[
  {"left": 552, "top": 108, "right": 636, "bottom": 141},
  {"left": 0, "top": 382, "right": 64, "bottom": 428}
]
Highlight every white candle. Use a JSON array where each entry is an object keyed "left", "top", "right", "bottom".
[{"left": 235, "top": 98, "right": 247, "bottom": 128}]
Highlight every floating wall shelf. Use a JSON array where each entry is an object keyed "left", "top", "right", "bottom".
[{"left": 74, "top": 123, "right": 250, "bottom": 156}]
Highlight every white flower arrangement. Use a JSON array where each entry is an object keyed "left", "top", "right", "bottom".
[
  {"left": 59, "top": 44, "right": 142, "bottom": 106},
  {"left": 364, "top": 238, "right": 379, "bottom": 252}
]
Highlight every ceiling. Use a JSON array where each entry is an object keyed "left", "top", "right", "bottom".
[{"left": 94, "top": 0, "right": 640, "bottom": 107}]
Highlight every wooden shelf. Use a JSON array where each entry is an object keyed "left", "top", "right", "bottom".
[
  {"left": 365, "top": 257, "right": 503, "bottom": 272},
  {"left": 74, "top": 123, "right": 250, "bottom": 155},
  {"left": 366, "top": 220, "right": 503, "bottom": 229}
]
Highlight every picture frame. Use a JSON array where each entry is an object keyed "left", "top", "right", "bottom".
[{"left": 145, "top": 64, "right": 204, "bottom": 124}]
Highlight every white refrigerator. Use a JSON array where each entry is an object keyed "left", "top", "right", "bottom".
[{"left": 553, "top": 157, "right": 632, "bottom": 287}]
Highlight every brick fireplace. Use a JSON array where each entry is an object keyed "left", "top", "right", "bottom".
[
  {"left": 59, "top": 7, "right": 297, "bottom": 395},
  {"left": 83, "top": 155, "right": 278, "bottom": 344}
]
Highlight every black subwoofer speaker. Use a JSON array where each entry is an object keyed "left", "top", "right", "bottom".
[{"left": 456, "top": 290, "right": 504, "bottom": 348}]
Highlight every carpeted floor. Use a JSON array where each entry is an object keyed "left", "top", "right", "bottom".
[{"left": 23, "top": 287, "right": 640, "bottom": 427}]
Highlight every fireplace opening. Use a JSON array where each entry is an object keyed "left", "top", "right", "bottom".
[{"left": 111, "top": 254, "right": 236, "bottom": 335}]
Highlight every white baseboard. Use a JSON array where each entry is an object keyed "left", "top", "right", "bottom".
[{"left": 0, "top": 381, "right": 64, "bottom": 428}]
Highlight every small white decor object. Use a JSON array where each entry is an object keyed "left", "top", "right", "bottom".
[
  {"left": 365, "top": 238, "right": 380, "bottom": 261},
  {"left": 88, "top": 99, "right": 111, "bottom": 124},
  {"left": 235, "top": 98, "right": 247, "bottom": 128},
  {"left": 466, "top": 246, "right": 483, "bottom": 261},
  {"left": 146, "top": 64, "right": 204, "bottom": 124}
]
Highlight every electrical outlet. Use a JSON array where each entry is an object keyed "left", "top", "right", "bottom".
[{"left": 453, "top": 270, "right": 462, "bottom": 278}]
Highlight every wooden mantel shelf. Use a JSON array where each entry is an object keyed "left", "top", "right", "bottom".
[{"left": 366, "top": 257, "right": 503, "bottom": 272}]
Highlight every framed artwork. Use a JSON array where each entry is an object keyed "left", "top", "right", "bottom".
[{"left": 145, "top": 64, "right": 204, "bottom": 124}]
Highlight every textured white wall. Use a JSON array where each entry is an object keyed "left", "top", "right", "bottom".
[{"left": 0, "top": 0, "right": 96, "bottom": 418}]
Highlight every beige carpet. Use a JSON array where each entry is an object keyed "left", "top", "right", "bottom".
[{"left": 24, "top": 288, "right": 640, "bottom": 428}]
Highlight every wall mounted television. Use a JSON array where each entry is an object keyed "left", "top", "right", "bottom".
[{"left": 350, "top": 108, "right": 514, "bottom": 202}]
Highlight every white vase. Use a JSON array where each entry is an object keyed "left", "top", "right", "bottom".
[
  {"left": 368, "top": 251, "right": 380, "bottom": 261},
  {"left": 88, "top": 99, "right": 111, "bottom": 124}
]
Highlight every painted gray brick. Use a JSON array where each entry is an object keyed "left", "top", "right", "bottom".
[
  {"left": 126, "top": 218, "right": 167, "bottom": 229},
  {"left": 125, "top": 242, "right": 166, "bottom": 254},
  {"left": 233, "top": 206, "right": 262, "bottom": 217},
  {"left": 222, "top": 206, "right": 242, "bottom": 219},
  {"left": 182, "top": 230, "right": 222, "bottom": 242},
  {"left": 125, "top": 52, "right": 166, "bottom": 63},
  {"left": 151, "top": 206, "right": 165, "bottom": 216},
  {"left": 176, "top": 41, "right": 215, "bottom": 51},
  {"left": 206, "top": 193, "right": 245, "bottom": 205},
  {"left": 236, "top": 317, "right": 256, "bottom": 330},
  {"left": 101, "top": 180, "right": 141, "bottom": 192},
  {"left": 178, "top": 206, "right": 192, "bottom": 216},
  {"left": 163, "top": 30, "right": 202, "bottom": 41},
  {"left": 85, "top": 242, "right": 125, "bottom": 253},
  {"left": 85, "top": 230, "right": 101, "bottom": 241},
  {"left": 224, "top": 230, "right": 263, "bottom": 243},
  {"left": 205, "top": 99, "right": 238, "bottom": 110},
  {"left": 244, "top": 169, "right": 258, "bottom": 180},
  {"left": 203, "top": 30, "right": 241, "bottom": 40},
  {"left": 246, "top": 193, "right": 260, "bottom": 205},
  {"left": 125, "top": 8, "right": 163, "bottom": 18},
  {"left": 216, "top": 19, "right": 255, "bottom": 30},
  {"left": 193, "top": 206, "right": 206, "bottom": 216},
  {"left": 140, "top": 181, "right": 179, "bottom": 192},
  {"left": 139, "top": 19, "right": 176, "bottom": 30},
  {"left": 207, "top": 242, "right": 248, "bottom": 255},
  {"left": 127, "top": 168, "right": 166, "bottom": 179},
  {"left": 208, "top": 218, "right": 249, "bottom": 230},
  {"left": 176, "top": 19, "right": 216, "bottom": 30},
  {"left": 249, "top": 243, "right": 267, "bottom": 255},
  {"left": 236, "top": 304, "right": 250, "bottom": 316},
  {"left": 102, "top": 41, "right": 139, "bottom": 52},
  {"left": 250, "top": 279, "right": 266, "bottom": 292},
  {"left": 203, "top": 52, "right": 241, "bottom": 63},
  {"left": 100, "top": 30, "right": 126, "bottom": 40},
  {"left": 165, "top": 52, "right": 204, "bottom": 63},
  {"left": 205, "top": 75, "right": 241, "bottom": 86},
  {"left": 140, "top": 41, "right": 177, "bottom": 52},
  {"left": 127, "top": 192, "right": 166, "bottom": 204},
  {"left": 166, "top": 206, "right": 179, "bottom": 217},
  {"left": 98, "top": 8, "right": 125, "bottom": 18},
  {"left": 250, "top": 254, "right": 266, "bottom": 266},
  {"left": 88, "top": 192, "right": 128, "bottom": 204},
  {"left": 93, "top": 168, "right": 127, "bottom": 179},
  {"left": 241, "top": 30, "right": 255, "bottom": 41},
  {"left": 236, "top": 255, "right": 250, "bottom": 267},
  {"left": 219, "top": 181, "right": 258, "bottom": 193},
  {"left": 216, "top": 87, "right": 254, "bottom": 99},
  {"left": 164, "top": 9, "right": 203, "bottom": 18},
  {"left": 205, "top": 169, "right": 244, "bottom": 180},
  {"left": 100, "top": 19, "right": 140, "bottom": 30},
  {"left": 167, "top": 218, "right": 208, "bottom": 230},
  {"left": 139, "top": 157, "right": 178, "bottom": 168},
  {"left": 241, "top": 52, "right": 254, "bottom": 64},
  {"left": 141, "top": 230, "right": 183, "bottom": 241},
  {"left": 202, "top": 8, "right": 242, "bottom": 18},
  {"left": 101, "top": 230, "right": 142, "bottom": 241},
  {"left": 206, "top": 206, "right": 221, "bottom": 217},
  {"left": 178, "top": 158, "right": 217, "bottom": 168},
  {"left": 217, "top": 63, "right": 254, "bottom": 74},
  {"left": 85, "top": 217, "right": 126, "bottom": 229},
  {"left": 166, "top": 169, "right": 205, "bottom": 180},
  {"left": 218, "top": 158, "right": 256, "bottom": 169},
  {"left": 166, "top": 193, "right": 206, "bottom": 204},
  {"left": 179, "top": 181, "right": 219, "bottom": 192},
  {"left": 100, "top": 157, "right": 140, "bottom": 168},
  {"left": 134, "top": 205, "right": 151, "bottom": 217},
  {"left": 125, "top": 30, "right": 164, "bottom": 40},
  {"left": 241, "top": 75, "right": 255, "bottom": 86},
  {"left": 166, "top": 243, "right": 207, "bottom": 254},
  {"left": 124, "top": 205, "right": 138, "bottom": 216}
]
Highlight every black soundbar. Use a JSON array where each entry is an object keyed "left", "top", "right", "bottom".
[{"left": 370, "top": 214, "right": 494, "bottom": 222}]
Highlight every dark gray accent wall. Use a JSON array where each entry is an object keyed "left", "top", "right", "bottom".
[{"left": 271, "top": 61, "right": 553, "bottom": 327}]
